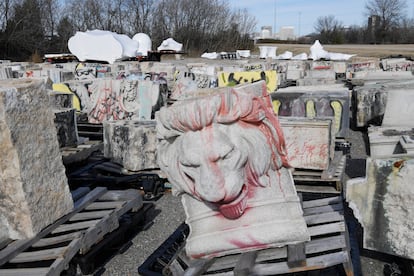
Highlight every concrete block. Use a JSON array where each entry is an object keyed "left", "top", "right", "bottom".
[
  {"left": 271, "top": 85, "right": 350, "bottom": 137},
  {"left": 400, "top": 135, "right": 414, "bottom": 154},
  {"left": 346, "top": 157, "right": 414, "bottom": 259},
  {"left": 367, "top": 126, "right": 413, "bottom": 157},
  {"left": 49, "top": 91, "right": 73, "bottom": 109},
  {"left": 0, "top": 79, "right": 73, "bottom": 244},
  {"left": 382, "top": 89, "right": 414, "bottom": 127},
  {"left": 103, "top": 120, "right": 157, "bottom": 171},
  {"left": 280, "top": 117, "right": 335, "bottom": 170},
  {"left": 296, "top": 78, "right": 336, "bottom": 86},
  {"left": 54, "top": 108, "right": 78, "bottom": 148}
]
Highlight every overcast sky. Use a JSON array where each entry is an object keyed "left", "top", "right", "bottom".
[{"left": 227, "top": 0, "right": 414, "bottom": 36}]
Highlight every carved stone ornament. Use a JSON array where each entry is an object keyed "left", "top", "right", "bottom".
[{"left": 157, "top": 81, "right": 309, "bottom": 259}]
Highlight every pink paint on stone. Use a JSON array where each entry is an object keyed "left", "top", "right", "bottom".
[{"left": 157, "top": 81, "right": 309, "bottom": 258}]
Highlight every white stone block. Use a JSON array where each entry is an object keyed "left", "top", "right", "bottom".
[
  {"left": 280, "top": 118, "right": 335, "bottom": 170},
  {"left": 0, "top": 79, "right": 73, "bottom": 244},
  {"left": 346, "top": 158, "right": 414, "bottom": 259}
]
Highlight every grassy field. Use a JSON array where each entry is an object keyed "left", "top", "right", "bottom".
[{"left": 255, "top": 43, "right": 414, "bottom": 59}]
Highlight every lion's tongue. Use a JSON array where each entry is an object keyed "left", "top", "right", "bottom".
[{"left": 217, "top": 186, "right": 248, "bottom": 219}]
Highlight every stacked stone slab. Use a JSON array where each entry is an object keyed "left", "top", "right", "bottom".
[
  {"left": 0, "top": 79, "right": 74, "bottom": 244},
  {"left": 103, "top": 120, "right": 158, "bottom": 171}
]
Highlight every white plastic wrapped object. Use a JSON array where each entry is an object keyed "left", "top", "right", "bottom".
[
  {"left": 309, "top": 40, "right": 355, "bottom": 61},
  {"left": 236, "top": 50, "right": 251, "bottom": 58},
  {"left": 275, "top": 51, "right": 293, "bottom": 60},
  {"left": 259, "top": 46, "right": 277, "bottom": 59},
  {"left": 132, "top": 33, "right": 152, "bottom": 56},
  {"left": 201, "top": 52, "right": 219, "bottom": 59},
  {"left": 68, "top": 30, "right": 139, "bottom": 64},
  {"left": 157, "top": 38, "right": 183, "bottom": 52}
]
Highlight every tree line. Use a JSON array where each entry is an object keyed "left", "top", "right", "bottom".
[
  {"left": 2, "top": 0, "right": 413, "bottom": 62},
  {"left": 0, "top": 0, "right": 257, "bottom": 61},
  {"left": 312, "top": 0, "right": 414, "bottom": 44}
]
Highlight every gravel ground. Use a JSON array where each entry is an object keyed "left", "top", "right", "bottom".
[{"left": 97, "top": 127, "right": 387, "bottom": 276}]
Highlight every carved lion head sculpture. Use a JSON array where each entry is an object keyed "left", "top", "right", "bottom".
[{"left": 156, "top": 81, "right": 289, "bottom": 219}]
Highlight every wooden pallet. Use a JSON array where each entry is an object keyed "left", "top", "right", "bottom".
[
  {"left": 160, "top": 196, "right": 353, "bottom": 276},
  {"left": 77, "top": 122, "right": 103, "bottom": 141},
  {"left": 293, "top": 151, "right": 347, "bottom": 194},
  {"left": 0, "top": 187, "right": 143, "bottom": 276},
  {"left": 61, "top": 140, "right": 103, "bottom": 165}
]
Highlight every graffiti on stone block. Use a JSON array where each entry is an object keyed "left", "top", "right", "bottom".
[
  {"left": 55, "top": 79, "right": 160, "bottom": 123},
  {"left": 347, "top": 62, "right": 377, "bottom": 72},
  {"left": 218, "top": 70, "right": 277, "bottom": 93},
  {"left": 75, "top": 63, "right": 97, "bottom": 80},
  {"left": 171, "top": 71, "right": 218, "bottom": 99},
  {"left": 381, "top": 62, "right": 414, "bottom": 72},
  {"left": 244, "top": 64, "right": 264, "bottom": 71}
]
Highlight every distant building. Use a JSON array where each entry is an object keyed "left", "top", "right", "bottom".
[
  {"left": 255, "top": 25, "right": 297, "bottom": 41},
  {"left": 368, "top": 15, "right": 381, "bottom": 43},
  {"left": 277, "top": 26, "right": 296, "bottom": 41},
  {"left": 261, "top": 26, "right": 273, "bottom": 39}
]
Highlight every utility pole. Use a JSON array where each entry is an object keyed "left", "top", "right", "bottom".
[
  {"left": 273, "top": 0, "right": 277, "bottom": 38},
  {"left": 298, "top": 11, "right": 301, "bottom": 38}
]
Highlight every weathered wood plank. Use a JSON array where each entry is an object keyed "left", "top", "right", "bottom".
[
  {"left": 10, "top": 247, "right": 67, "bottom": 263},
  {"left": 304, "top": 211, "right": 344, "bottom": 226},
  {"left": 287, "top": 243, "right": 306, "bottom": 268},
  {"left": 69, "top": 210, "right": 112, "bottom": 221},
  {"left": 253, "top": 251, "right": 349, "bottom": 275},
  {"left": 84, "top": 201, "right": 125, "bottom": 210},
  {"left": 32, "top": 232, "right": 82, "bottom": 248},
  {"left": 302, "top": 196, "right": 342, "bottom": 209},
  {"left": 80, "top": 213, "right": 119, "bottom": 254},
  {"left": 234, "top": 251, "right": 257, "bottom": 276},
  {"left": 303, "top": 203, "right": 343, "bottom": 216},
  {"left": 0, "top": 187, "right": 107, "bottom": 266},
  {"left": 47, "top": 239, "right": 82, "bottom": 276},
  {"left": 52, "top": 220, "right": 100, "bottom": 234},
  {"left": 306, "top": 235, "right": 347, "bottom": 254},
  {"left": 308, "top": 222, "right": 346, "bottom": 237},
  {"left": 0, "top": 267, "right": 50, "bottom": 276},
  {"left": 321, "top": 152, "right": 344, "bottom": 179},
  {"left": 295, "top": 185, "right": 340, "bottom": 194}
]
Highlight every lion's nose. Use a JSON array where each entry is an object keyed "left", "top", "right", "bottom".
[{"left": 195, "top": 163, "right": 225, "bottom": 202}]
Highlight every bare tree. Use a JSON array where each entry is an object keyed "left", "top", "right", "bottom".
[
  {"left": 314, "top": 15, "right": 344, "bottom": 43},
  {"left": 40, "top": 0, "right": 60, "bottom": 38},
  {"left": 0, "top": 0, "right": 16, "bottom": 31},
  {"left": 365, "top": 0, "right": 407, "bottom": 42},
  {"left": 125, "top": 0, "right": 155, "bottom": 35}
]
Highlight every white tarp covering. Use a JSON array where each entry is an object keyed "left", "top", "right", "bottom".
[
  {"left": 157, "top": 38, "right": 183, "bottom": 52},
  {"left": 309, "top": 40, "right": 355, "bottom": 61},
  {"left": 68, "top": 30, "right": 140, "bottom": 64},
  {"left": 132, "top": 33, "right": 152, "bottom": 57}
]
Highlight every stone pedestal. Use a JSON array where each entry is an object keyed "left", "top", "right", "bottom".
[
  {"left": 103, "top": 120, "right": 157, "bottom": 171},
  {"left": 0, "top": 79, "right": 74, "bottom": 244}
]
